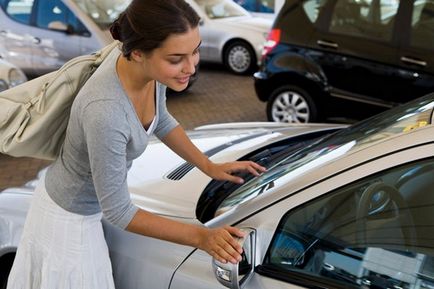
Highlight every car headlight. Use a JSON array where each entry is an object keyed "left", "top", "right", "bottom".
[
  {"left": 8, "top": 68, "right": 27, "bottom": 87},
  {"left": 0, "top": 79, "right": 8, "bottom": 92}
]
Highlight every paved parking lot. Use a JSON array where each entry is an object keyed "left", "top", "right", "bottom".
[{"left": 0, "top": 63, "right": 267, "bottom": 191}]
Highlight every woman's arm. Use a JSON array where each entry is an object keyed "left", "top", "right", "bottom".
[
  {"left": 161, "top": 125, "right": 266, "bottom": 183},
  {"left": 126, "top": 208, "right": 245, "bottom": 264}
]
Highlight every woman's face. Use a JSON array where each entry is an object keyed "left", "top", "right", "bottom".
[{"left": 144, "top": 26, "right": 201, "bottom": 92}]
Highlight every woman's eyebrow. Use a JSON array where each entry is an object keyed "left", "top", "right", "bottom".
[{"left": 168, "top": 41, "right": 202, "bottom": 56}]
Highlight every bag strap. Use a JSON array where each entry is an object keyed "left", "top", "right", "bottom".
[{"left": 94, "top": 40, "right": 121, "bottom": 66}]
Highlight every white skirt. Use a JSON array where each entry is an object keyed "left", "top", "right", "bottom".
[{"left": 7, "top": 177, "right": 115, "bottom": 289}]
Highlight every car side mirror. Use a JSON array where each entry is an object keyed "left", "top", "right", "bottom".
[{"left": 212, "top": 228, "right": 255, "bottom": 289}]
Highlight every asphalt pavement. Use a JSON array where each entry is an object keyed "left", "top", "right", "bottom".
[{"left": 0, "top": 62, "right": 267, "bottom": 191}]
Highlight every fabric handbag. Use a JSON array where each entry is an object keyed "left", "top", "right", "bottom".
[{"left": 0, "top": 41, "right": 120, "bottom": 160}]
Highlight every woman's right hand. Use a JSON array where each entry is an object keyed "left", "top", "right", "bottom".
[{"left": 197, "top": 226, "right": 246, "bottom": 264}]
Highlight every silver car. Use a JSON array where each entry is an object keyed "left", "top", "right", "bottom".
[
  {"left": 186, "top": 0, "right": 272, "bottom": 74},
  {"left": 0, "top": 0, "right": 124, "bottom": 77},
  {"left": 0, "top": 58, "right": 27, "bottom": 92},
  {"left": 2, "top": 94, "right": 434, "bottom": 289}
]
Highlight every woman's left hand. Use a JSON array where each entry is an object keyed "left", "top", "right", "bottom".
[{"left": 205, "top": 161, "right": 266, "bottom": 184}]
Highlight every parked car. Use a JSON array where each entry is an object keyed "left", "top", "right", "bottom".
[
  {"left": 186, "top": 0, "right": 272, "bottom": 74},
  {"left": 0, "top": 0, "right": 120, "bottom": 78},
  {"left": 0, "top": 58, "right": 27, "bottom": 92},
  {"left": 2, "top": 94, "right": 434, "bottom": 288},
  {"left": 254, "top": 0, "right": 434, "bottom": 123}
]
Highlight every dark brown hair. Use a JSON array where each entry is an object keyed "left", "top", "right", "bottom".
[{"left": 109, "top": 0, "right": 200, "bottom": 59}]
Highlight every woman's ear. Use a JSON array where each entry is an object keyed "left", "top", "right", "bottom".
[{"left": 131, "top": 49, "right": 144, "bottom": 62}]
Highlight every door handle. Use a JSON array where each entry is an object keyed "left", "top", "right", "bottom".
[
  {"left": 317, "top": 39, "right": 339, "bottom": 49},
  {"left": 0, "top": 30, "right": 6, "bottom": 35},
  {"left": 401, "top": 56, "right": 427, "bottom": 67},
  {"left": 33, "top": 37, "right": 41, "bottom": 44}
]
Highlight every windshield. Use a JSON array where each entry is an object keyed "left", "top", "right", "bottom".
[
  {"left": 194, "top": 0, "right": 249, "bottom": 19},
  {"left": 71, "top": 0, "right": 129, "bottom": 29},
  {"left": 213, "top": 94, "right": 434, "bottom": 219}
]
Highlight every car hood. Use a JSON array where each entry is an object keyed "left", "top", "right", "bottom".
[
  {"left": 213, "top": 16, "right": 272, "bottom": 33},
  {"left": 127, "top": 122, "right": 342, "bottom": 220}
]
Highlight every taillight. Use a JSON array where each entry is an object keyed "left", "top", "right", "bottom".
[{"left": 262, "top": 28, "right": 281, "bottom": 59}]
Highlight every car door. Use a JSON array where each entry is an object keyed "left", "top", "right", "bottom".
[
  {"left": 0, "top": 0, "right": 36, "bottom": 74},
  {"left": 306, "top": 0, "right": 403, "bottom": 108},
  {"left": 169, "top": 142, "right": 434, "bottom": 288},
  {"left": 396, "top": 0, "right": 434, "bottom": 103},
  {"left": 30, "top": 0, "right": 84, "bottom": 75},
  {"left": 0, "top": 0, "right": 89, "bottom": 77}
]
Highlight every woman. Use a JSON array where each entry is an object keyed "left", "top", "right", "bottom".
[{"left": 7, "top": 0, "right": 265, "bottom": 288}]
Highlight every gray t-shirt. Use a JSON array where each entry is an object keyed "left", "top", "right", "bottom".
[{"left": 45, "top": 48, "right": 179, "bottom": 229}]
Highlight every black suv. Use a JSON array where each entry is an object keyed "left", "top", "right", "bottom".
[{"left": 254, "top": 0, "right": 434, "bottom": 123}]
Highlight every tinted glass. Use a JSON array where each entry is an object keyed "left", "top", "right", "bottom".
[
  {"left": 329, "top": 0, "right": 399, "bottom": 42},
  {"left": 302, "top": 0, "right": 327, "bottom": 23},
  {"left": 263, "top": 158, "right": 434, "bottom": 288},
  {"left": 35, "top": 0, "right": 89, "bottom": 36},
  {"left": 35, "top": 0, "right": 67, "bottom": 28},
  {"left": 411, "top": 0, "right": 434, "bottom": 50},
  {"left": 5, "top": 0, "right": 34, "bottom": 24},
  {"left": 234, "top": 0, "right": 274, "bottom": 13}
]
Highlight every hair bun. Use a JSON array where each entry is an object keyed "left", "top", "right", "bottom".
[{"left": 110, "top": 21, "right": 121, "bottom": 41}]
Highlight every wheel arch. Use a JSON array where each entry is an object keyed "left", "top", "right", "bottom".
[{"left": 267, "top": 71, "right": 328, "bottom": 106}]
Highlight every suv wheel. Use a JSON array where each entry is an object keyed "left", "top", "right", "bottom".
[
  {"left": 224, "top": 41, "right": 255, "bottom": 75},
  {"left": 267, "top": 85, "right": 318, "bottom": 123}
]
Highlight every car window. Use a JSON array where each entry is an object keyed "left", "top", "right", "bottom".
[
  {"left": 71, "top": 0, "right": 129, "bottom": 29},
  {"left": 235, "top": 0, "right": 274, "bottom": 13},
  {"left": 4, "top": 0, "right": 34, "bottom": 24},
  {"left": 194, "top": 0, "right": 249, "bottom": 19},
  {"left": 410, "top": 0, "right": 434, "bottom": 50},
  {"left": 329, "top": 0, "right": 399, "bottom": 42},
  {"left": 35, "top": 0, "right": 89, "bottom": 36},
  {"left": 302, "top": 0, "right": 328, "bottom": 23},
  {"left": 262, "top": 158, "right": 434, "bottom": 289}
]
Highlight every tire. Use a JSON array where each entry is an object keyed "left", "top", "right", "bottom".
[
  {"left": 224, "top": 41, "right": 256, "bottom": 75},
  {"left": 266, "top": 85, "right": 318, "bottom": 123}
]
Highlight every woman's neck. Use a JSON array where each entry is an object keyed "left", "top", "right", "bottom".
[{"left": 116, "top": 55, "right": 152, "bottom": 94}]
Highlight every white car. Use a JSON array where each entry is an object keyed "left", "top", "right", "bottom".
[
  {"left": 0, "top": 58, "right": 27, "bottom": 92},
  {"left": 2, "top": 94, "right": 434, "bottom": 289},
  {"left": 186, "top": 0, "right": 272, "bottom": 74}
]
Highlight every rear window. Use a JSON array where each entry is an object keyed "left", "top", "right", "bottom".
[{"left": 303, "top": 0, "right": 327, "bottom": 23}]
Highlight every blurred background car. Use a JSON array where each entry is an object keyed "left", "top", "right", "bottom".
[
  {"left": 0, "top": 57, "right": 27, "bottom": 92},
  {"left": 186, "top": 0, "right": 272, "bottom": 75},
  {"left": 254, "top": 0, "right": 434, "bottom": 123},
  {"left": 2, "top": 94, "right": 434, "bottom": 289},
  {"left": 0, "top": 0, "right": 122, "bottom": 78}
]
